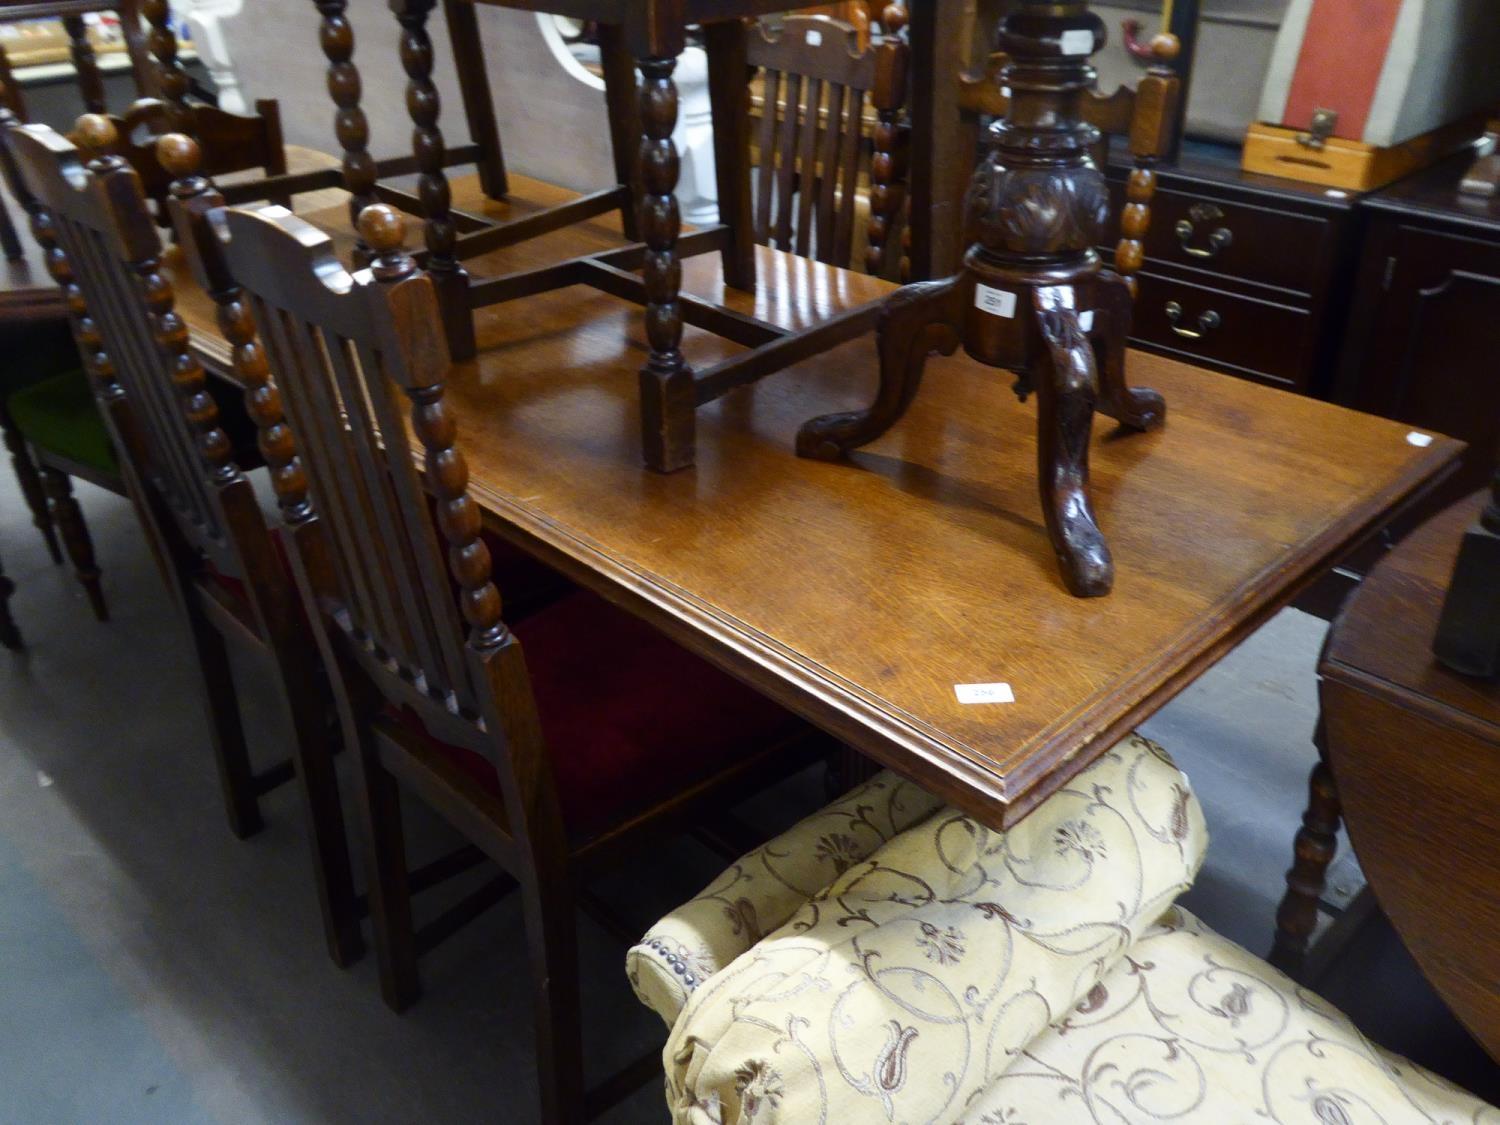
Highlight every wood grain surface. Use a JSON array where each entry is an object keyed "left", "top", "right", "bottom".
[
  {"left": 172, "top": 171, "right": 1463, "bottom": 827},
  {"left": 1321, "top": 492, "right": 1500, "bottom": 1059}
]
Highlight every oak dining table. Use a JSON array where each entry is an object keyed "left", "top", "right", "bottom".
[{"left": 170, "top": 171, "right": 1463, "bottom": 829}]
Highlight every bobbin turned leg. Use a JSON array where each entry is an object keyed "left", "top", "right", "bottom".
[
  {"left": 392, "top": 0, "right": 474, "bottom": 361},
  {"left": 636, "top": 55, "right": 694, "bottom": 473},
  {"left": 1034, "top": 287, "right": 1111, "bottom": 598},
  {"left": 312, "top": 0, "right": 378, "bottom": 264},
  {"left": 797, "top": 277, "right": 963, "bottom": 460},
  {"left": 0, "top": 547, "right": 20, "bottom": 650},
  {"left": 1092, "top": 270, "right": 1165, "bottom": 431},
  {"left": 1, "top": 401, "right": 61, "bottom": 562},
  {"left": 43, "top": 468, "right": 106, "bottom": 620},
  {"left": 1271, "top": 721, "right": 1342, "bottom": 980}
]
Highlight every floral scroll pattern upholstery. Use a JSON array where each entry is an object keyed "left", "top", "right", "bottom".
[
  {"left": 647, "top": 733, "right": 1208, "bottom": 1124},
  {"left": 966, "top": 905, "right": 1500, "bottom": 1125},
  {"left": 629, "top": 767, "right": 948, "bottom": 1025}
]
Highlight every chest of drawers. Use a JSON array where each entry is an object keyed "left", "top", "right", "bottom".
[{"left": 1102, "top": 143, "right": 1364, "bottom": 396}]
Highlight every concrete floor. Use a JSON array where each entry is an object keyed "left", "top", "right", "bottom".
[{"left": 1, "top": 471, "right": 1494, "bottom": 1122}]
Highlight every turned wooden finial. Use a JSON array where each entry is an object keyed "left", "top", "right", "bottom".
[
  {"left": 74, "top": 113, "right": 117, "bottom": 156},
  {"left": 882, "top": 3, "right": 907, "bottom": 33},
  {"left": 1150, "top": 33, "right": 1181, "bottom": 64},
  {"left": 357, "top": 203, "right": 405, "bottom": 255},
  {"left": 155, "top": 131, "right": 200, "bottom": 179}
]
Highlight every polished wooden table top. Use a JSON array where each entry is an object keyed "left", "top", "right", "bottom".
[{"left": 175, "top": 172, "right": 1463, "bottom": 827}]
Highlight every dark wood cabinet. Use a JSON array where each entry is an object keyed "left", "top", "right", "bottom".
[
  {"left": 1336, "top": 152, "right": 1500, "bottom": 503},
  {"left": 1103, "top": 142, "right": 1364, "bottom": 395}
]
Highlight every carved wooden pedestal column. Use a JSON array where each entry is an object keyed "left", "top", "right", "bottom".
[{"left": 797, "top": 0, "right": 1164, "bottom": 597}]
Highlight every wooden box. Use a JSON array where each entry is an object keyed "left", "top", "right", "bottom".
[
  {"left": 1243, "top": 114, "right": 1488, "bottom": 193},
  {"left": 1246, "top": 0, "right": 1500, "bottom": 189}
]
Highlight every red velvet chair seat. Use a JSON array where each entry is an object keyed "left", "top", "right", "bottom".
[
  {"left": 401, "top": 590, "right": 805, "bottom": 839},
  {"left": 206, "top": 527, "right": 570, "bottom": 627}
]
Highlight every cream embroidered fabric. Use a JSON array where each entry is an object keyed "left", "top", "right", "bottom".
[
  {"left": 966, "top": 905, "right": 1500, "bottom": 1124},
  {"left": 653, "top": 734, "right": 1208, "bottom": 1124},
  {"left": 628, "top": 768, "right": 947, "bottom": 1026}
]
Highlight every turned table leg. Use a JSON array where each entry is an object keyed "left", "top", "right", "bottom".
[
  {"left": 393, "top": 0, "right": 474, "bottom": 361},
  {"left": 0, "top": 399, "right": 61, "bottom": 563},
  {"left": 636, "top": 54, "right": 695, "bottom": 473},
  {"left": 42, "top": 467, "right": 105, "bottom": 621},
  {"left": 312, "top": 0, "right": 378, "bottom": 265},
  {"left": 0, "top": 546, "right": 20, "bottom": 650},
  {"left": 1271, "top": 720, "right": 1342, "bottom": 979}
]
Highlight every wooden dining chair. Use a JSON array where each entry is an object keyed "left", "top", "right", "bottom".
[
  {"left": 210, "top": 197, "right": 830, "bottom": 1124},
  {"left": 94, "top": 96, "right": 288, "bottom": 211},
  {"left": 5, "top": 112, "right": 364, "bottom": 966},
  {"left": 0, "top": 0, "right": 158, "bottom": 122},
  {"left": 746, "top": 7, "right": 910, "bottom": 279},
  {"left": 958, "top": 30, "right": 1182, "bottom": 295}
]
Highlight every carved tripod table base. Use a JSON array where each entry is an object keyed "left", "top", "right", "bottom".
[{"left": 797, "top": 252, "right": 1164, "bottom": 597}]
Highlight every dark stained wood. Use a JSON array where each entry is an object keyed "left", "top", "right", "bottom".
[
  {"left": 165, "top": 172, "right": 1462, "bottom": 832},
  {"left": 0, "top": 104, "right": 116, "bottom": 616},
  {"left": 956, "top": 30, "right": 1182, "bottom": 300},
  {"left": 1269, "top": 719, "right": 1340, "bottom": 976},
  {"left": 1337, "top": 151, "right": 1500, "bottom": 507},
  {"left": 799, "top": 2, "right": 1166, "bottom": 597},
  {"left": 141, "top": 0, "right": 190, "bottom": 128},
  {"left": 1313, "top": 489, "right": 1500, "bottom": 1061},
  {"left": 311, "top": 0, "right": 378, "bottom": 261},
  {"left": 9, "top": 116, "right": 364, "bottom": 965},
  {"left": 0, "top": 543, "right": 19, "bottom": 649},
  {"left": 60, "top": 14, "right": 106, "bottom": 113},
  {"left": 1433, "top": 472, "right": 1500, "bottom": 677},
  {"left": 0, "top": 386, "right": 62, "bottom": 561},
  {"left": 0, "top": 0, "right": 159, "bottom": 117}
]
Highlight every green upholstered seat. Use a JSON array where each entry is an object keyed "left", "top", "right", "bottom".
[{"left": 6, "top": 368, "right": 115, "bottom": 476}]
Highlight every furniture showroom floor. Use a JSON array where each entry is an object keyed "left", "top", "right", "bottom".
[{"left": 1, "top": 472, "right": 1494, "bottom": 1123}]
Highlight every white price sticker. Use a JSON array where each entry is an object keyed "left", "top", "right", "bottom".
[
  {"left": 1079, "top": 310, "right": 1096, "bottom": 332},
  {"left": 975, "top": 284, "right": 1018, "bottom": 319},
  {"left": 955, "top": 682, "right": 1016, "bottom": 705},
  {"left": 805, "top": 28, "right": 823, "bottom": 46},
  {"left": 1061, "top": 29, "right": 1094, "bottom": 55},
  {"left": 1406, "top": 431, "right": 1434, "bottom": 448}
]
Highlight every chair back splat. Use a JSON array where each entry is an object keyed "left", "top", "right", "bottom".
[
  {"left": 8, "top": 116, "right": 245, "bottom": 565},
  {"left": 7, "top": 115, "right": 365, "bottom": 962},
  {"left": 211, "top": 199, "right": 550, "bottom": 833},
  {"left": 747, "top": 7, "right": 909, "bottom": 277}
]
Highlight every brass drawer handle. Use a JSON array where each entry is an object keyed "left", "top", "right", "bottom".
[
  {"left": 1174, "top": 217, "right": 1233, "bottom": 259},
  {"left": 1165, "top": 300, "right": 1221, "bottom": 340}
]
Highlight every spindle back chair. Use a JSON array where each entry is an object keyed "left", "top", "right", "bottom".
[
  {"left": 958, "top": 31, "right": 1182, "bottom": 294},
  {"left": 747, "top": 11, "right": 909, "bottom": 277},
  {"left": 107, "top": 95, "right": 290, "bottom": 212},
  {"left": 212, "top": 199, "right": 827, "bottom": 1124},
  {"left": 0, "top": 0, "right": 156, "bottom": 122},
  {"left": 0, "top": 0, "right": 155, "bottom": 258},
  {"left": 5, "top": 114, "right": 363, "bottom": 967}
]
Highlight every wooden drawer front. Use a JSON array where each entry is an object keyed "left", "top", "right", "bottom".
[
  {"left": 1130, "top": 273, "right": 1313, "bottom": 388},
  {"left": 1128, "top": 188, "right": 1334, "bottom": 295}
]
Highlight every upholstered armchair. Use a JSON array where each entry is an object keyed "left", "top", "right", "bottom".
[{"left": 628, "top": 735, "right": 1499, "bottom": 1124}]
